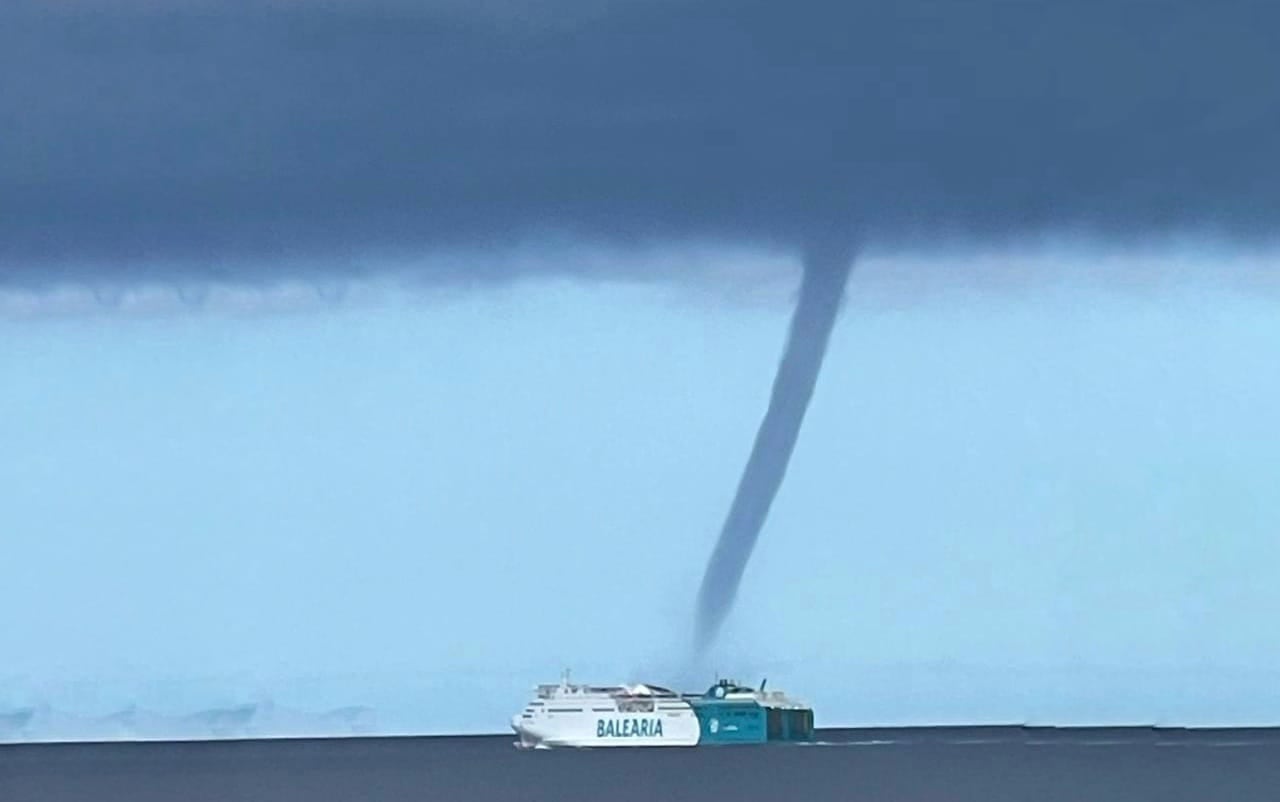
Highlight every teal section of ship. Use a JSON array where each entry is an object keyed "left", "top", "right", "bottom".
[
  {"left": 691, "top": 698, "right": 766, "bottom": 744},
  {"left": 687, "top": 679, "right": 814, "bottom": 745}
]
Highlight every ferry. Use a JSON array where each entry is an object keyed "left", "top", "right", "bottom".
[{"left": 511, "top": 672, "right": 814, "bottom": 749}]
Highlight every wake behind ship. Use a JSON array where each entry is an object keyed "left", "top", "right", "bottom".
[{"left": 511, "top": 672, "right": 814, "bottom": 749}]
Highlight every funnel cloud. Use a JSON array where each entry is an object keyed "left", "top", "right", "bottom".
[{"left": 694, "top": 235, "right": 856, "bottom": 652}]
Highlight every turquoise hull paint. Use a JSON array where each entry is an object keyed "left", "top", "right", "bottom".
[
  {"left": 686, "top": 680, "right": 815, "bottom": 745},
  {"left": 691, "top": 700, "right": 767, "bottom": 745}
]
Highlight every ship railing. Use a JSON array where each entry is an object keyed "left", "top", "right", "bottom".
[{"left": 535, "top": 683, "right": 628, "bottom": 698}]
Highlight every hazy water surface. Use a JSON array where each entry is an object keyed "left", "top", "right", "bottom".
[{"left": 4, "top": 727, "right": 1279, "bottom": 802}]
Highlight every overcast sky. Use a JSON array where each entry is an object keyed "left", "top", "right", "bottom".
[{"left": 4, "top": 0, "right": 1280, "bottom": 283}]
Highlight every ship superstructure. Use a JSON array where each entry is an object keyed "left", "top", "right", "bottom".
[{"left": 511, "top": 672, "right": 813, "bottom": 749}]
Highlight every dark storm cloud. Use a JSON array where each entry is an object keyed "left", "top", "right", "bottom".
[{"left": 2, "top": 0, "right": 1278, "bottom": 286}]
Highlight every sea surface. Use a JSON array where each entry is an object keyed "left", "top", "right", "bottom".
[{"left": 3, "top": 727, "right": 1279, "bottom": 801}]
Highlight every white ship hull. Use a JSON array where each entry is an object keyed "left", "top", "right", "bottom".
[
  {"left": 511, "top": 675, "right": 701, "bottom": 749},
  {"left": 512, "top": 710, "right": 700, "bottom": 749}
]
